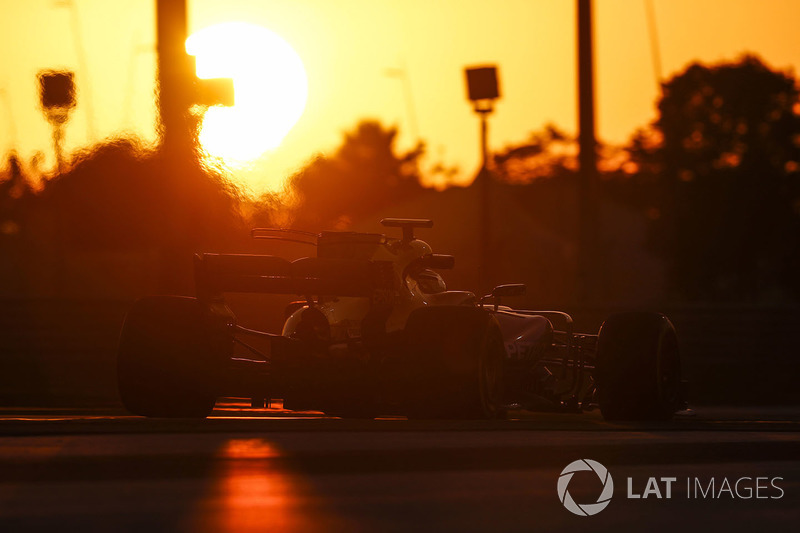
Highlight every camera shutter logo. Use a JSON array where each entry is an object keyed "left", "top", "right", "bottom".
[{"left": 558, "top": 459, "right": 614, "bottom": 516}]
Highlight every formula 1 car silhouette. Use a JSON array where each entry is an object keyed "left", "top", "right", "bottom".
[{"left": 117, "top": 218, "right": 684, "bottom": 420}]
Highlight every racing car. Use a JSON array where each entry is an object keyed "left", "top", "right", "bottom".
[{"left": 117, "top": 218, "right": 684, "bottom": 420}]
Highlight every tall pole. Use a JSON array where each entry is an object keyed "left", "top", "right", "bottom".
[
  {"left": 156, "top": 0, "right": 193, "bottom": 157},
  {"left": 52, "top": 123, "right": 65, "bottom": 174},
  {"left": 644, "top": 0, "right": 663, "bottom": 87},
  {"left": 480, "top": 112, "right": 488, "bottom": 169},
  {"left": 577, "top": 0, "right": 598, "bottom": 302},
  {"left": 155, "top": 0, "right": 194, "bottom": 293},
  {"left": 479, "top": 110, "right": 490, "bottom": 295}
]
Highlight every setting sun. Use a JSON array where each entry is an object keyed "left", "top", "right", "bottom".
[{"left": 185, "top": 22, "right": 307, "bottom": 167}]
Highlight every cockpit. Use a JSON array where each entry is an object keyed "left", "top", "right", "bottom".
[{"left": 408, "top": 268, "right": 447, "bottom": 294}]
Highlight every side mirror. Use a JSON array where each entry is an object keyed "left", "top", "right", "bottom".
[
  {"left": 483, "top": 284, "right": 526, "bottom": 311},
  {"left": 491, "top": 284, "right": 526, "bottom": 298}
]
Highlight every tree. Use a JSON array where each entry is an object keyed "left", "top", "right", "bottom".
[
  {"left": 629, "top": 55, "right": 800, "bottom": 301},
  {"left": 287, "top": 121, "right": 424, "bottom": 230},
  {"left": 492, "top": 124, "right": 577, "bottom": 183},
  {"left": 4, "top": 138, "right": 247, "bottom": 296},
  {"left": 0, "top": 153, "right": 34, "bottom": 237},
  {"left": 37, "top": 138, "right": 243, "bottom": 251}
]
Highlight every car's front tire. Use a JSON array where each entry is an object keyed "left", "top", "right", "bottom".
[{"left": 595, "top": 312, "right": 681, "bottom": 421}]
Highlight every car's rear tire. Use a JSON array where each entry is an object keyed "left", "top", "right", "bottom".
[
  {"left": 595, "top": 312, "right": 681, "bottom": 421},
  {"left": 117, "top": 296, "right": 224, "bottom": 418},
  {"left": 404, "top": 306, "right": 505, "bottom": 419}
]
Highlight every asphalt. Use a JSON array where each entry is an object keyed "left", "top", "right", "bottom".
[{"left": 0, "top": 403, "right": 798, "bottom": 532}]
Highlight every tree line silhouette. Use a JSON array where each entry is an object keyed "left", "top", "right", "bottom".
[{"left": 1, "top": 54, "right": 798, "bottom": 303}]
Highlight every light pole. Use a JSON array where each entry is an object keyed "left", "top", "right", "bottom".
[
  {"left": 38, "top": 70, "right": 76, "bottom": 174},
  {"left": 465, "top": 65, "right": 500, "bottom": 293},
  {"left": 384, "top": 63, "right": 420, "bottom": 143},
  {"left": 465, "top": 66, "right": 499, "bottom": 170}
]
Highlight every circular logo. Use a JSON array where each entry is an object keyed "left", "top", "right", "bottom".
[{"left": 558, "top": 459, "right": 614, "bottom": 516}]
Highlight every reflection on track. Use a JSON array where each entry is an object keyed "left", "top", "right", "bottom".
[{"left": 188, "top": 439, "right": 342, "bottom": 533}]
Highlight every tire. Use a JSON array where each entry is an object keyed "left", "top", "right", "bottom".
[
  {"left": 404, "top": 306, "right": 505, "bottom": 419},
  {"left": 117, "top": 296, "right": 224, "bottom": 418},
  {"left": 595, "top": 312, "right": 681, "bottom": 421}
]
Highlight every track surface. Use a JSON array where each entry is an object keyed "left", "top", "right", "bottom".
[{"left": 1, "top": 404, "right": 799, "bottom": 532}]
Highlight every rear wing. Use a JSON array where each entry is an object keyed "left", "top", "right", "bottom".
[
  {"left": 250, "top": 228, "right": 318, "bottom": 247},
  {"left": 194, "top": 253, "right": 395, "bottom": 299}
]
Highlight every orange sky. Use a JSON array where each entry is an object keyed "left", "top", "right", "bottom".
[{"left": 1, "top": 0, "right": 799, "bottom": 192}]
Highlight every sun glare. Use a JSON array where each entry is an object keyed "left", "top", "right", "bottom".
[{"left": 185, "top": 23, "right": 308, "bottom": 167}]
